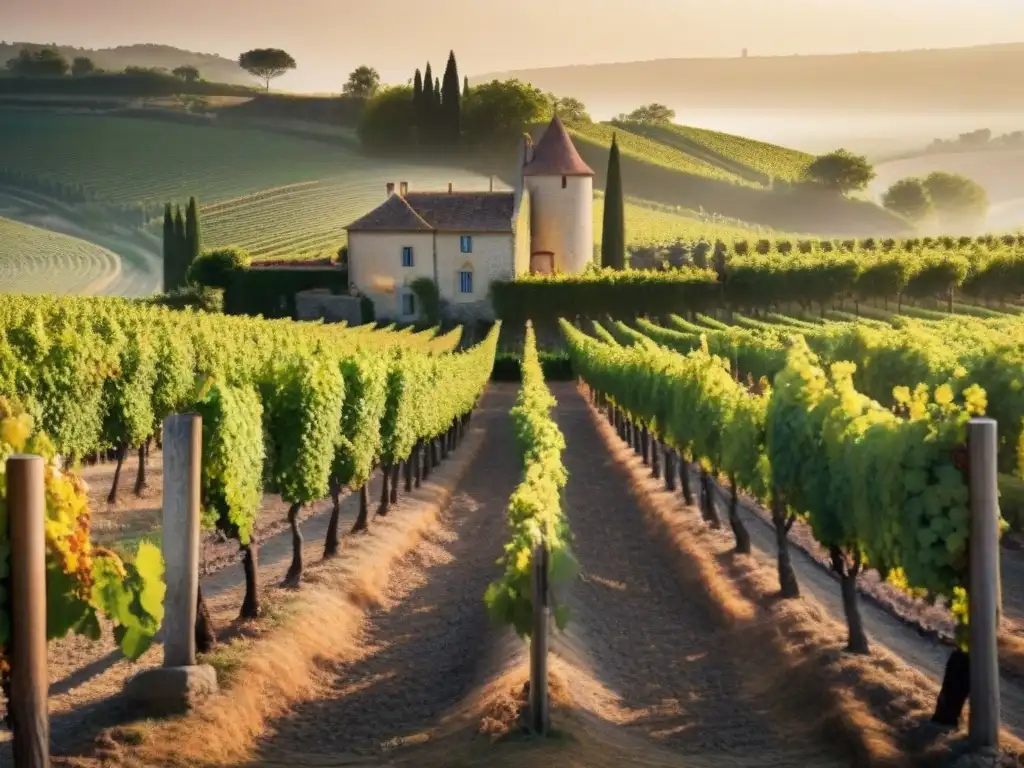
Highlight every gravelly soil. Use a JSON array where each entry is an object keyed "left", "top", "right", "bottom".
[
  {"left": 547, "top": 383, "right": 850, "bottom": 766},
  {"left": 252, "top": 386, "right": 521, "bottom": 761}
]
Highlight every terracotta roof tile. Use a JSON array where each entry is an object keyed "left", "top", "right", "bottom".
[
  {"left": 346, "top": 194, "right": 433, "bottom": 232},
  {"left": 523, "top": 115, "right": 595, "bottom": 177},
  {"left": 346, "top": 191, "right": 515, "bottom": 232}
]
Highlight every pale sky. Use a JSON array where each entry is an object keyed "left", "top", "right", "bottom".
[{"left": 3, "top": 0, "right": 1023, "bottom": 93}]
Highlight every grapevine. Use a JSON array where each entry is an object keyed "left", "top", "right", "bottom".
[{"left": 485, "top": 322, "right": 575, "bottom": 636}]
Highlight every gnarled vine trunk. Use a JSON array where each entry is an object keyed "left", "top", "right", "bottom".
[
  {"left": 770, "top": 490, "right": 800, "bottom": 598},
  {"left": 324, "top": 476, "right": 342, "bottom": 558},
  {"left": 932, "top": 649, "right": 970, "bottom": 726},
  {"left": 650, "top": 439, "right": 661, "bottom": 479},
  {"left": 640, "top": 428, "right": 650, "bottom": 466},
  {"left": 133, "top": 438, "right": 150, "bottom": 496},
  {"left": 389, "top": 463, "right": 400, "bottom": 504},
  {"left": 727, "top": 473, "right": 751, "bottom": 554},
  {"left": 414, "top": 442, "right": 423, "bottom": 487},
  {"left": 679, "top": 455, "right": 694, "bottom": 505},
  {"left": 281, "top": 502, "right": 304, "bottom": 587},
  {"left": 829, "top": 545, "right": 869, "bottom": 654},
  {"left": 351, "top": 483, "right": 370, "bottom": 533},
  {"left": 107, "top": 442, "right": 128, "bottom": 504},
  {"left": 195, "top": 584, "right": 216, "bottom": 652},
  {"left": 404, "top": 457, "right": 413, "bottom": 492},
  {"left": 378, "top": 464, "right": 391, "bottom": 516},
  {"left": 664, "top": 448, "right": 677, "bottom": 491},
  {"left": 240, "top": 544, "right": 260, "bottom": 619},
  {"left": 699, "top": 469, "right": 721, "bottom": 529}
]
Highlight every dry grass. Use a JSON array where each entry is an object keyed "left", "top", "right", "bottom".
[
  {"left": 59, "top": 424, "right": 485, "bottom": 768},
  {"left": 579, "top": 386, "right": 1024, "bottom": 767}
]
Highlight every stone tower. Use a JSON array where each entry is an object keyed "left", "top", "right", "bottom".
[{"left": 522, "top": 115, "right": 595, "bottom": 274}]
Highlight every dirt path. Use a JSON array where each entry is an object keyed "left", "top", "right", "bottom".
[
  {"left": 548, "top": 384, "right": 851, "bottom": 766},
  {"left": 250, "top": 386, "right": 521, "bottom": 763}
]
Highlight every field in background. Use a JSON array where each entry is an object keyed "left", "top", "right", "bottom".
[
  {"left": 0, "top": 110, "right": 776, "bottom": 273},
  {"left": 0, "top": 216, "right": 122, "bottom": 295}
]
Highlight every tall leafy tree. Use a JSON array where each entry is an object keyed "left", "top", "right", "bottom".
[
  {"left": 882, "top": 177, "right": 934, "bottom": 223},
  {"left": 803, "top": 149, "right": 875, "bottom": 195},
  {"left": 343, "top": 65, "right": 381, "bottom": 98},
  {"left": 161, "top": 204, "right": 176, "bottom": 291},
  {"left": 422, "top": 63, "right": 435, "bottom": 142},
  {"left": 601, "top": 134, "right": 626, "bottom": 270},
  {"left": 71, "top": 57, "right": 96, "bottom": 77},
  {"left": 238, "top": 48, "right": 296, "bottom": 91},
  {"left": 185, "top": 196, "right": 202, "bottom": 272},
  {"left": 441, "top": 50, "right": 462, "bottom": 143},
  {"left": 413, "top": 68, "right": 424, "bottom": 133},
  {"left": 173, "top": 205, "right": 187, "bottom": 289}
]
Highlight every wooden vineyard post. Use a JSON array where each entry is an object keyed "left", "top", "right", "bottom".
[
  {"left": 124, "top": 413, "right": 218, "bottom": 713},
  {"left": 7, "top": 454, "right": 50, "bottom": 768},
  {"left": 529, "top": 543, "right": 549, "bottom": 735},
  {"left": 968, "top": 418, "right": 1000, "bottom": 751},
  {"left": 162, "top": 414, "right": 202, "bottom": 668}
]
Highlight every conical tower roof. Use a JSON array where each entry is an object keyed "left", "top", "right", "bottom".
[{"left": 523, "top": 115, "right": 595, "bottom": 177}]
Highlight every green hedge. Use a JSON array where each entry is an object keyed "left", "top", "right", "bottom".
[
  {"left": 490, "top": 351, "right": 573, "bottom": 382},
  {"left": 222, "top": 267, "right": 349, "bottom": 318},
  {"left": 491, "top": 268, "right": 721, "bottom": 322}
]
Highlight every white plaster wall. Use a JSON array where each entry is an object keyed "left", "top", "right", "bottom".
[
  {"left": 524, "top": 174, "right": 594, "bottom": 274},
  {"left": 513, "top": 188, "right": 532, "bottom": 276},
  {"left": 435, "top": 233, "right": 513, "bottom": 304},
  {"left": 348, "top": 231, "right": 434, "bottom": 320}
]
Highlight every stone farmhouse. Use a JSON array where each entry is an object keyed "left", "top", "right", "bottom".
[{"left": 346, "top": 115, "right": 595, "bottom": 321}]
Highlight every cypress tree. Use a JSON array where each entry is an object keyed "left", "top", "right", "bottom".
[
  {"left": 601, "top": 134, "right": 626, "bottom": 270},
  {"left": 434, "top": 76, "right": 441, "bottom": 121},
  {"left": 463, "top": 75, "right": 469, "bottom": 99},
  {"left": 173, "top": 204, "right": 187, "bottom": 289},
  {"left": 413, "top": 68, "right": 424, "bottom": 139},
  {"left": 441, "top": 50, "right": 461, "bottom": 143},
  {"left": 422, "top": 63, "right": 435, "bottom": 142},
  {"left": 161, "top": 203, "right": 175, "bottom": 291},
  {"left": 185, "top": 196, "right": 201, "bottom": 269}
]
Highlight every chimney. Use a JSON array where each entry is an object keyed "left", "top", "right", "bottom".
[
  {"left": 399, "top": 181, "right": 408, "bottom": 196},
  {"left": 386, "top": 182, "right": 395, "bottom": 198},
  {"left": 448, "top": 182, "right": 453, "bottom": 194}
]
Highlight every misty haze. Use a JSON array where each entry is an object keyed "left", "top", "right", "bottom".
[{"left": 2, "top": 2, "right": 1024, "bottom": 767}]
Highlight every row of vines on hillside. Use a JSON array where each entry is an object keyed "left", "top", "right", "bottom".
[
  {"left": 625, "top": 312, "right": 1024, "bottom": 480},
  {"left": 561, "top": 319, "right": 988, "bottom": 721}
]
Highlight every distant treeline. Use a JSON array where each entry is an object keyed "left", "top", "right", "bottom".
[{"left": 0, "top": 72, "right": 256, "bottom": 98}]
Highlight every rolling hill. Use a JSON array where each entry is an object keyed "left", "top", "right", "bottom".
[
  {"left": 473, "top": 43, "right": 1024, "bottom": 114},
  {"left": 505, "top": 121, "right": 908, "bottom": 236},
  {"left": 0, "top": 42, "right": 249, "bottom": 85},
  {"left": 0, "top": 110, "right": 764, "bottom": 290},
  {"left": 0, "top": 216, "right": 122, "bottom": 295}
]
